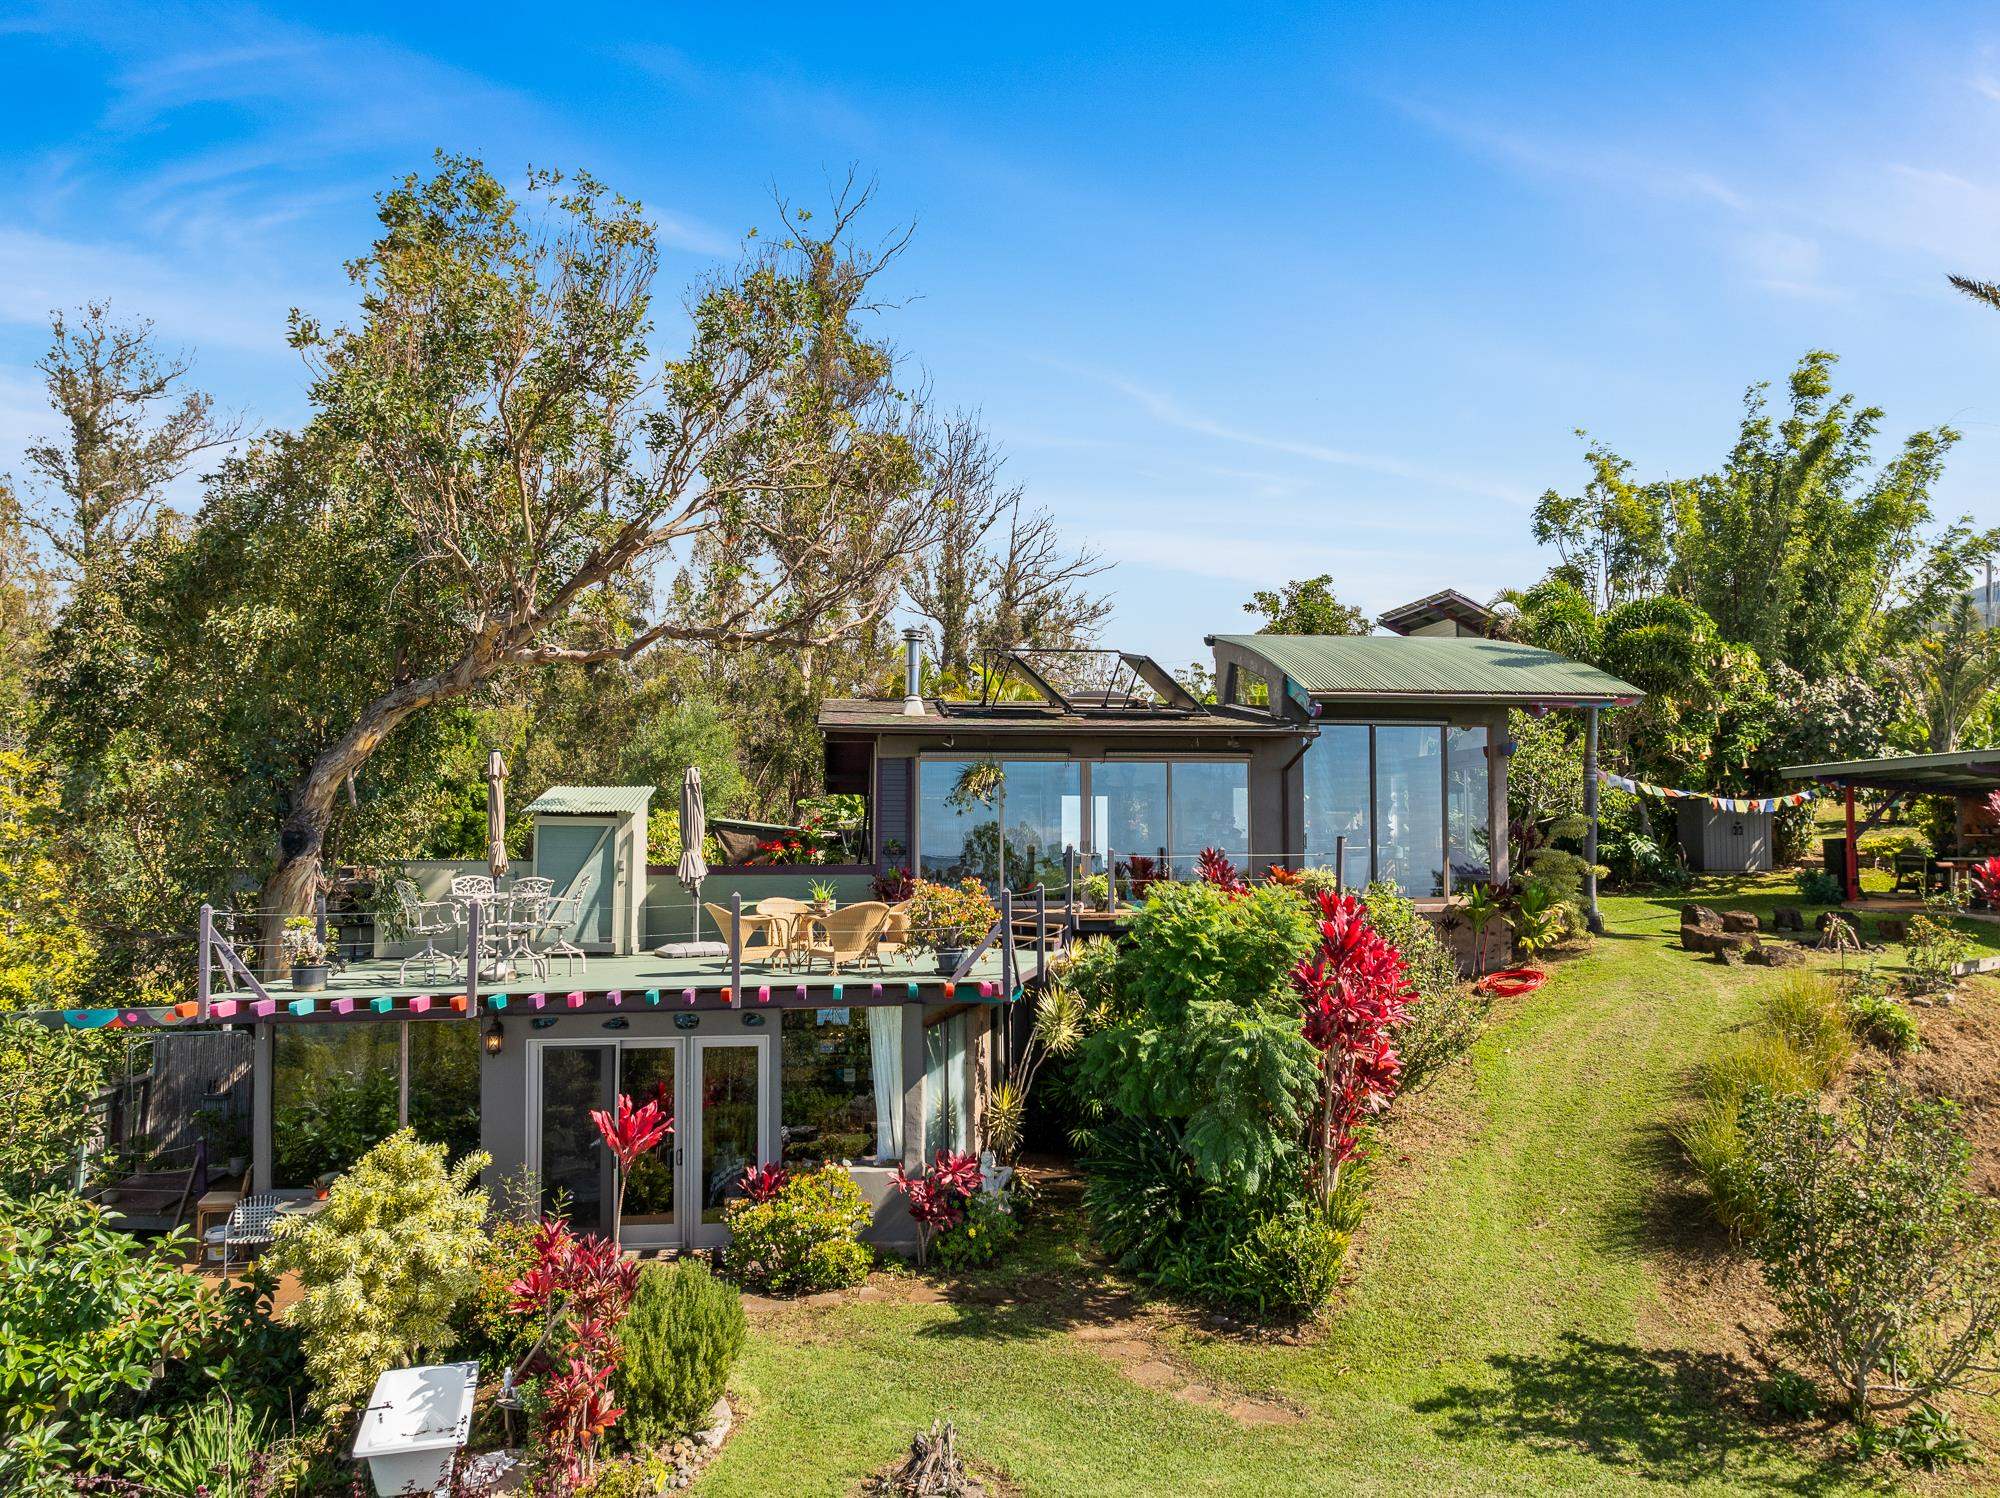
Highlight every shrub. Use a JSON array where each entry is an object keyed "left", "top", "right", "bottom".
[
  {"left": 615, "top": 1261, "right": 746, "bottom": 1447},
  {"left": 930, "top": 1189, "right": 1020, "bottom": 1272},
  {"left": 1904, "top": 913, "right": 1969, "bottom": 996},
  {"left": 1363, "top": 881, "right": 1490, "bottom": 1093},
  {"left": 723, "top": 1164, "right": 873, "bottom": 1293},
  {"left": 269, "top": 1128, "right": 490, "bottom": 1413},
  {"left": 1055, "top": 934, "right": 1122, "bottom": 1016},
  {"left": 454, "top": 1212, "right": 544, "bottom": 1373},
  {"left": 1847, "top": 990, "right": 1920, "bottom": 1055},
  {"left": 0, "top": 1193, "right": 217, "bottom": 1481},
  {"left": 1734, "top": 1081, "right": 2000, "bottom": 1421},
  {"left": 1673, "top": 1094, "right": 1758, "bottom": 1233},
  {"left": 0, "top": 1020, "right": 115, "bottom": 1197},
  {"left": 1115, "top": 880, "right": 1316, "bottom": 1023},
  {"left": 146, "top": 1396, "right": 273, "bottom": 1498},
  {"left": 1794, "top": 869, "right": 1844, "bottom": 906},
  {"left": 1214, "top": 1192, "right": 1354, "bottom": 1319}
]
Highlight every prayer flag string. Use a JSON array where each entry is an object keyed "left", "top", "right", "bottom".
[{"left": 1594, "top": 770, "right": 1812, "bottom": 816}]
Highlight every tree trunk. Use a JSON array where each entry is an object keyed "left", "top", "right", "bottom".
[{"left": 257, "top": 661, "right": 489, "bottom": 973}]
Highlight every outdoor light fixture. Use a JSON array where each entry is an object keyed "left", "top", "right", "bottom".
[{"left": 483, "top": 1017, "right": 505, "bottom": 1056}]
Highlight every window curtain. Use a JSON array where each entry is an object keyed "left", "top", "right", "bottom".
[{"left": 866, "top": 1004, "right": 904, "bottom": 1161}]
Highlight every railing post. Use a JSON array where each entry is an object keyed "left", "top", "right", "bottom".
[
  {"left": 1035, "top": 884, "right": 1048, "bottom": 982},
  {"left": 1335, "top": 834, "right": 1347, "bottom": 895},
  {"left": 1106, "top": 846, "right": 1116, "bottom": 917},
  {"left": 197, "top": 904, "right": 212, "bottom": 1022},
  {"left": 730, "top": 892, "right": 743, "bottom": 1002},
  {"left": 314, "top": 889, "right": 328, "bottom": 946},
  {"left": 465, "top": 900, "right": 481, "bottom": 1018},
  {"left": 1000, "top": 890, "right": 1014, "bottom": 999},
  {"left": 1065, "top": 848, "right": 1076, "bottom": 916}
]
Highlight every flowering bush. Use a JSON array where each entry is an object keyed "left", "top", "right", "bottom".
[
  {"left": 1292, "top": 891, "right": 1411, "bottom": 1198},
  {"left": 722, "top": 1165, "right": 872, "bottom": 1293},
  {"left": 902, "top": 878, "right": 1000, "bottom": 956},
  {"left": 930, "top": 1189, "right": 1020, "bottom": 1272}
]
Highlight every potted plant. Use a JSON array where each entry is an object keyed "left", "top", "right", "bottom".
[
  {"left": 904, "top": 879, "right": 1001, "bottom": 976},
  {"left": 1082, "top": 872, "right": 1110, "bottom": 910},
  {"left": 807, "top": 878, "right": 838, "bottom": 917},
  {"left": 282, "top": 915, "right": 333, "bottom": 993}
]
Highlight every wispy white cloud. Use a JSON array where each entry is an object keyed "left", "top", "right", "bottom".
[
  {"left": 1391, "top": 97, "right": 1751, "bottom": 213},
  {"left": 1086, "top": 368, "right": 1530, "bottom": 504}
]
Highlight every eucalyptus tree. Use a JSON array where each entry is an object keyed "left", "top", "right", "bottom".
[{"left": 243, "top": 157, "right": 938, "bottom": 937}]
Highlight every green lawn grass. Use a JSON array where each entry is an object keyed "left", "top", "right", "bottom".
[{"left": 694, "top": 879, "right": 1904, "bottom": 1496}]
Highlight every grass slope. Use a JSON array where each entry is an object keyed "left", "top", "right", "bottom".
[{"left": 695, "top": 880, "right": 1895, "bottom": 1496}]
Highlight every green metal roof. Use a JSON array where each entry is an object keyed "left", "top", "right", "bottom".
[
  {"left": 1208, "top": 634, "right": 1643, "bottom": 704},
  {"left": 523, "top": 784, "right": 656, "bottom": 817},
  {"left": 1781, "top": 749, "right": 2000, "bottom": 795}
]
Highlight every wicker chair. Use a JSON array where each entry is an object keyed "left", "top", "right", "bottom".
[
  {"left": 798, "top": 901, "right": 889, "bottom": 974},
  {"left": 880, "top": 900, "right": 913, "bottom": 955},
  {"left": 704, "top": 902, "right": 786, "bottom": 963}
]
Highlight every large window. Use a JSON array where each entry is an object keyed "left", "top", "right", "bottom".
[
  {"left": 781, "top": 1006, "right": 903, "bottom": 1165},
  {"left": 1447, "top": 725, "right": 1492, "bottom": 885},
  {"left": 1375, "top": 726, "right": 1445, "bottom": 898},
  {"left": 1302, "top": 724, "right": 1371, "bottom": 889},
  {"left": 918, "top": 759, "right": 1081, "bottom": 892},
  {"left": 1170, "top": 760, "right": 1250, "bottom": 864},
  {"left": 1302, "top": 723, "right": 1482, "bottom": 898},
  {"left": 272, "top": 1024, "right": 401, "bottom": 1188}
]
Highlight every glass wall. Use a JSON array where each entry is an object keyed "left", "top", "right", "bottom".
[
  {"left": 1447, "top": 725, "right": 1492, "bottom": 886},
  {"left": 1302, "top": 722, "right": 1483, "bottom": 898},
  {"left": 1374, "top": 726, "right": 1445, "bottom": 897},
  {"left": 1171, "top": 760, "right": 1251, "bottom": 863},
  {"left": 917, "top": 759, "right": 1081, "bottom": 892},
  {"left": 781, "top": 1006, "right": 903, "bottom": 1166},
  {"left": 1090, "top": 760, "right": 1168, "bottom": 864},
  {"left": 1302, "top": 723, "right": 1372, "bottom": 889},
  {"left": 408, "top": 1022, "right": 481, "bottom": 1164},
  {"left": 271, "top": 1023, "right": 401, "bottom": 1188}
]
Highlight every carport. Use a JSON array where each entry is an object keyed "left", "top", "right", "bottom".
[{"left": 1780, "top": 748, "right": 2000, "bottom": 900}]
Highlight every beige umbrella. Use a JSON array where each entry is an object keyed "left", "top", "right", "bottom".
[
  {"left": 678, "top": 766, "right": 708, "bottom": 941},
  {"left": 486, "top": 750, "right": 509, "bottom": 879}
]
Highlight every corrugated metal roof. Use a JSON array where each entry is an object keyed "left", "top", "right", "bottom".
[
  {"left": 1781, "top": 749, "right": 2000, "bottom": 795},
  {"left": 523, "top": 784, "right": 656, "bottom": 816},
  {"left": 1209, "top": 634, "right": 1642, "bottom": 703},
  {"left": 817, "top": 698, "right": 1302, "bottom": 736}
]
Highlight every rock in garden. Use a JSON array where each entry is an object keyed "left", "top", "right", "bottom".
[
  {"left": 1745, "top": 944, "right": 1805, "bottom": 967},
  {"left": 1682, "top": 904, "right": 1722, "bottom": 929},
  {"left": 1722, "top": 910, "right": 1761, "bottom": 933},
  {"left": 1772, "top": 906, "right": 1805, "bottom": 932}
]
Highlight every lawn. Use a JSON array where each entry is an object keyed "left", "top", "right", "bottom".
[{"left": 695, "top": 878, "right": 1951, "bottom": 1496}]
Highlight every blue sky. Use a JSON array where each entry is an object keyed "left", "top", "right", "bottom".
[{"left": 6, "top": 2, "right": 2000, "bottom": 668}]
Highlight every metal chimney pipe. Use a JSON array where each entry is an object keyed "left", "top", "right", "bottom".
[{"left": 902, "top": 627, "right": 926, "bottom": 715}]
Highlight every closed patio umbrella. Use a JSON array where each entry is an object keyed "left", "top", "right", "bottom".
[
  {"left": 677, "top": 766, "right": 708, "bottom": 941},
  {"left": 486, "top": 751, "right": 509, "bottom": 879}
]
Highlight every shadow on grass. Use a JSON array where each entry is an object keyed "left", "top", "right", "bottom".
[
  {"left": 1413, "top": 1332, "right": 1877, "bottom": 1495},
  {"left": 1595, "top": 1115, "right": 1744, "bottom": 1266}
]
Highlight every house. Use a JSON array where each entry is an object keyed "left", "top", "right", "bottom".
[{"left": 40, "top": 597, "right": 1638, "bottom": 1251}]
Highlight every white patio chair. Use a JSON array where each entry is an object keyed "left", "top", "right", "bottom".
[
  {"left": 498, "top": 877, "right": 554, "bottom": 979},
  {"left": 393, "top": 879, "right": 456, "bottom": 985},
  {"left": 537, "top": 889, "right": 589, "bottom": 978},
  {"left": 206, "top": 1191, "right": 285, "bottom": 1277}
]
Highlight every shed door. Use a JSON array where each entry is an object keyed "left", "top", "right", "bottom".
[{"left": 537, "top": 819, "right": 616, "bottom": 950}]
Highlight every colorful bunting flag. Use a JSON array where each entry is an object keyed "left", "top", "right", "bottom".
[{"left": 1595, "top": 769, "right": 1811, "bottom": 815}]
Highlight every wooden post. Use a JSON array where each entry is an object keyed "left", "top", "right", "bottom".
[
  {"left": 1844, "top": 785, "right": 1860, "bottom": 903},
  {"left": 197, "top": 904, "right": 212, "bottom": 1023},
  {"left": 314, "top": 889, "right": 328, "bottom": 946},
  {"left": 730, "top": 892, "right": 743, "bottom": 1001}
]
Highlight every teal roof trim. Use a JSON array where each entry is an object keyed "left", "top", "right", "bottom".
[
  {"left": 1211, "top": 634, "right": 1642, "bottom": 704},
  {"left": 523, "top": 784, "right": 656, "bottom": 817}
]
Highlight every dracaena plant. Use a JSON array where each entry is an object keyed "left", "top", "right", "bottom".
[
  {"left": 1292, "top": 891, "right": 1411, "bottom": 1204},
  {"left": 589, "top": 1088, "right": 674, "bottom": 1246}
]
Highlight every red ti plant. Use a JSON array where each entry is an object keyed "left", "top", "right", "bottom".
[
  {"left": 738, "top": 1161, "right": 791, "bottom": 1204},
  {"left": 1120, "top": 854, "right": 1163, "bottom": 901},
  {"left": 1195, "top": 846, "right": 1248, "bottom": 895},
  {"left": 891, "top": 1149, "right": 985, "bottom": 1267},
  {"left": 1291, "top": 890, "right": 1411, "bottom": 1205},
  {"left": 590, "top": 1088, "right": 674, "bottom": 1246},
  {"left": 1971, "top": 856, "right": 2000, "bottom": 910},
  {"left": 505, "top": 1218, "right": 640, "bottom": 1490}
]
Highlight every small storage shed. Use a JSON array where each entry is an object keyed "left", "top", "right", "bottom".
[
  {"left": 525, "top": 785, "right": 652, "bottom": 955},
  {"left": 1673, "top": 801, "right": 1772, "bottom": 873}
]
